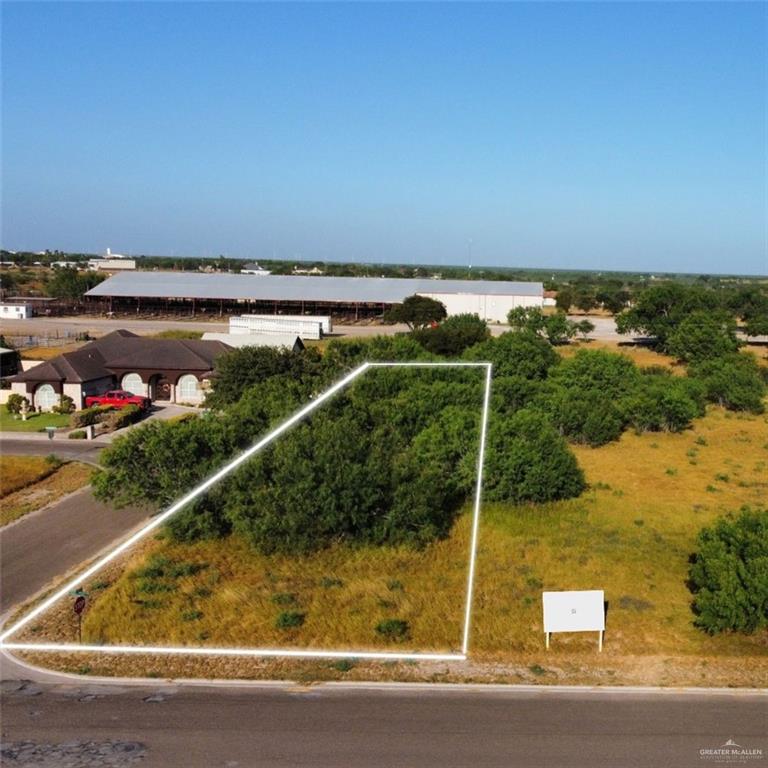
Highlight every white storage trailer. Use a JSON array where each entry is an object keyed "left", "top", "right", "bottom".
[
  {"left": 243, "top": 314, "right": 332, "bottom": 334},
  {"left": 229, "top": 316, "right": 323, "bottom": 340}
]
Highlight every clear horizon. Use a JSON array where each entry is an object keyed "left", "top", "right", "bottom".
[{"left": 2, "top": 2, "right": 766, "bottom": 276}]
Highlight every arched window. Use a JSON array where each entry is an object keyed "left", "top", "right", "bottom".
[
  {"left": 121, "top": 373, "right": 144, "bottom": 396},
  {"left": 35, "top": 384, "right": 57, "bottom": 412},
  {"left": 177, "top": 374, "right": 201, "bottom": 401}
]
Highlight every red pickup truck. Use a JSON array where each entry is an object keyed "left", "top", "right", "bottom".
[{"left": 85, "top": 390, "right": 151, "bottom": 410}]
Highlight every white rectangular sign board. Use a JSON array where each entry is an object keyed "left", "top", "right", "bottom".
[{"left": 542, "top": 590, "right": 605, "bottom": 650}]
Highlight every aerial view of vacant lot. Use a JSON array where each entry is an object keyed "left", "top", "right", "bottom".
[{"left": 10, "top": 313, "right": 767, "bottom": 687}]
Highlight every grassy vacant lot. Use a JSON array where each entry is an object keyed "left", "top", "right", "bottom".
[
  {"left": 14, "top": 403, "right": 768, "bottom": 685},
  {"left": 19, "top": 342, "right": 85, "bottom": 360},
  {"left": 560, "top": 340, "right": 684, "bottom": 371},
  {"left": 0, "top": 410, "right": 71, "bottom": 432},
  {"left": 0, "top": 456, "right": 92, "bottom": 526}
]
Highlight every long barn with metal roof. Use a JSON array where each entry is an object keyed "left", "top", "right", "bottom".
[{"left": 86, "top": 272, "right": 543, "bottom": 322}]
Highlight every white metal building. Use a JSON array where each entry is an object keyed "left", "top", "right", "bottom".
[
  {"left": 0, "top": 303, "right": 32, "bottom": 320},
  {"left": 416, "top": 287, "right": 542, "bottom": 322},
  {"left": 243, "top": 314, "right": 333, "bottom": 334},
  {"left": 202, "top": 332, "right": 305, "bottom": 353},
  {"left": 229, "top": 316, "right": 323, "bottom": 340},
  {"left": 86, "top": 273, "right": 544, "bottom": 323}
]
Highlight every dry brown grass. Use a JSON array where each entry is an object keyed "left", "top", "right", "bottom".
[
  {"left": 19, "top": 342, "right": 85, "bottom": 360},
  {"left": 9, "top": 405, "right": 768, "bottom": 686},
  {"left": 0, "top": 455, "right": 55, "bottom": 497},
  {"left": 559, "top": 340, "right": 683, "bottom": 372},
  {"left": 0, "top": 460, "right": 92, "bottom": 526}
]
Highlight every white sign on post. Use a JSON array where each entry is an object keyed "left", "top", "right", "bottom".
[{"left": 542, "top": 590, "right": 605, "bottom": 651}]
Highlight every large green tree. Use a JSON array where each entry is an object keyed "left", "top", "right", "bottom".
[
  {"left": 464, "top": 331, "right": 558, "bottom": 379},
  {"left": 383, "top": 295, "right": 447, "bottom": 330},
  {"left": 413, "top": 313, "right": 490, "bottom": 356},
  {"left": 205, "top": 346, "right": 323, "bottom": 409},
  {"left": 484, "top": 409, "right": 585, "bottom": 503},
  {"left": 688, "top": 353, "right": 766, "bottom": 413},
  {"left": 47, "top": 266, "right": 104, "bottom": 300},
  {"left": 666, "top": 310, "right": 741, "bottom": 363},
  {"left": 616, "top": 283, "right": 721, "bottom": 349},
  {"left": 688, "top": 508, "right": 768, "bottom": 635}
]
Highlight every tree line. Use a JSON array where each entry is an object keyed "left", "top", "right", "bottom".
[{"left": 94, "top": 293, "right": 766, "bottom": 557}]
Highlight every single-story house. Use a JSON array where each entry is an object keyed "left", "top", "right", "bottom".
[{"left": 9, "top": 330, "right": 233, "bottom": 410}]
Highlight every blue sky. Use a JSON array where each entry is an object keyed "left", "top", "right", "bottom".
[{"left": 2, "top": 2, "right": 766, "bottom": 274}]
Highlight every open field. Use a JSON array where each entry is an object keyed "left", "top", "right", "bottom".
[
  {"left": 559, "top": 340, "right": 683, "bottom": 371},
  {"left": 0, "top": 457, "right": 93, "bottom": 526},
  {"left": 10, "top": 403, "right": 768, "bottom": 685}
]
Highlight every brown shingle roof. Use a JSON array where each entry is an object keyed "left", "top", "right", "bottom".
[
  {"left": 104, "top": 339, "right": 231, "bottom": 371},
  {"left": 10, "top": 330, "right": 232, "bottom": 384}
]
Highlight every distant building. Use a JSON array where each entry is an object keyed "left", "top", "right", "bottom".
[
  {"left": 240, "top": 262, "right": 271, "bottom": 276},
  {"left": 292, "top": 266, "right": 324, "bottom": 276},
  {"left": 86, "top": 273, "right": 544, "bottom": 323},
  {"left": 88, "top": 258, "right": 137, "bottom": 271},
  {"left": 0, "top": 302, "right": 32, "bottom": 320},
  {"left": 201, "top": 332, "right": 305, "bottom": 353}
]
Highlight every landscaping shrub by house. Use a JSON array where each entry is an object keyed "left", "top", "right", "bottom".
[
  {"left": 105, "top": 404, "right": 143, "bottom": 431},
  {"left": 5, "top": 393, "right": 30, "bottom": 415},
  {"left": 70, "top": 405, "right": 112, "bottom": 429},
  {"left": 52, "top": 394, "right": 75, "bottom": 414}
]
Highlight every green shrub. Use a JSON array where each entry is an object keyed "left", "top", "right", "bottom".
[
  {"left": 667, "top": 310, "right": 741, "bottom": 363},
  {"left": 136, "top": 580, "right": 174, "bottom": 594},
  {"left": 105, "top": 404, "right": 143, "bottom": 431},
  {"left": 68, "top": 429, "right": 87, "bottom": 440},
  {"left": 275, "top": 611, "right": 305, "bottom": 629},
  {"left": 181, "top": 610, "right": 203, "bottom": 621},
  {"left": 271, "top": 592, "right": 297, "bottom": 606},
  {"left": 375, "top": 618, "right": 410, "bottom": 641},
  {"left": 70, "top": 405, "right": 112, "bottom": 428},
  {"left": 134, "top": 555, "right": 172, "bottom": 579},
  {"left": 689, "top": 353, "right": 766, "bottom": 414},
  {"left": 413, "top": 314, "right": 490, "bottom": 356},
  {"left": 5, "top": 393, "right": 29, "bottom": 415},
  {"left": 330, "top": 659, "right": 356, "bottom": 672},
  {"left": 544, "top": 388, "right": 624, "bottom": 446},
  {"left": 464, "top": 331, "right": 558, "bottom": 380},
  {"left": 688, "top": 507, "right": 768, "bottom": 634},
  {"left": 44, "top": 453, "right": 62, "bottom": 469},
  {"left": 52, "top": 394, "right": 75, "bottom": 414},
  {"left": 484, "top": 409, "right": 585, "bottom": 503}
]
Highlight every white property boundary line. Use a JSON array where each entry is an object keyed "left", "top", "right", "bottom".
[{"left": 1, "top": 361, "right": 492, "bottom": 663}]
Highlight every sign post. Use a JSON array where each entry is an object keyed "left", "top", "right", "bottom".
[
  {"left": 73, "top": 593, "right": 87, "bottom": 643},
  {"left": 542, "top": 590, "right": 605, "bottom": 652}
]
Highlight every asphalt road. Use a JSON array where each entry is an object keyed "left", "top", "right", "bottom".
[
  {"left": 0, "top": 487, "right": 147, "bottom": 613},
  {"left": 1, "top": 436, "right": 106, "bottom": 463},
  {"left": 1, "top": 681, "right": 765, "bottom": 768}
]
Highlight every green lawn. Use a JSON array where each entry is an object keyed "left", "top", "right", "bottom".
[{"left": 0, "top": 410, "right": 71, "bottom": 432}]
